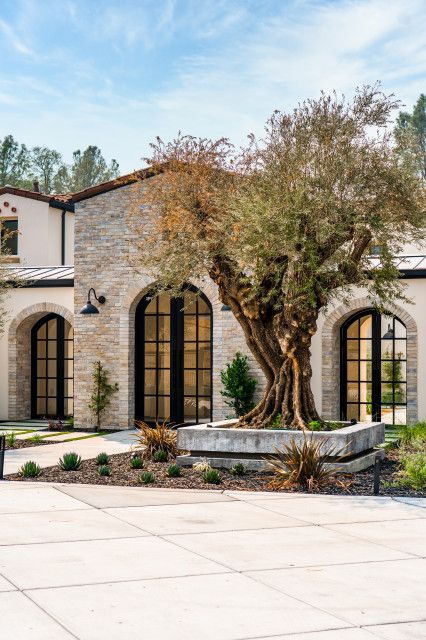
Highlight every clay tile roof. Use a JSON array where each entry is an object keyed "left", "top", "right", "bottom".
[{"left": 70, "top": 166, "right": 160, "bottom": 203}]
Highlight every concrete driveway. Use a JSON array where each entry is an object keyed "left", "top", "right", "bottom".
[{"left": 0, "top": 482, "right": 425, "bottom": 639}]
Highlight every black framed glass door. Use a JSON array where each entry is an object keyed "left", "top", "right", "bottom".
[
  {"left": 135, "top": 288, "right": 212, "bottom": 425},
  {"left": 31, "top": 313, "right": 74, "bottom": 419},
  {"left": 341, "top": 309, "right": 407, "bottom": 424}
]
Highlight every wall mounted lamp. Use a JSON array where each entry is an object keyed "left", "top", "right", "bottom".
[{"left": 80, "top": 288, "right": 106, "bottom": 315}]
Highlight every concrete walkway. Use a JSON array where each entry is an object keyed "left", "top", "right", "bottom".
[
  {"left": 3, "top": 430, "right": 136, "bottom": 475},
  {"left": 0, "top": 482, "right": 425, "bottom": 639}
]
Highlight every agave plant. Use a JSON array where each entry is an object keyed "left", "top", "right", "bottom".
[
  {"left": 134, "top": 420, "right": 177, "bottom": 461},
  {"left": 58, "top": 452, "right": 82, "bottom": 471},
  {"left": 268, "top": 434, "right": 348, "bottom": 492}
]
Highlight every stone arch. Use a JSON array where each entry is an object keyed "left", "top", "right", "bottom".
[
  {"left": 8, "top": 302, "right": 74, "bottom": 420},
  {"left": 119, "top": 278, "right": 221, "bottom": 427},
  {"left": 321, "top": 297, "right": 417, "bottom": 423}
]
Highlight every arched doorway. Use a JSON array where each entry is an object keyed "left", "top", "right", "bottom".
[
  {"left": 135, "top": 288, "right": 212, "bottom": 425},
  {"left": 341, "top": 310, "right": 407, "bottom": 424},
  {"left": 31, "top": 313, "right": 74, "bottom": 419}
]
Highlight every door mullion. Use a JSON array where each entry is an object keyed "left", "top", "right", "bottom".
[
  {"left": 171, "top": 298, "right": 184, "bottom": 424},
  {"left": 57, "top": 317, "right": 65, "bottom": 419},
  {"left": 371, "top": 311, "right": 381, "bottom": 422}
]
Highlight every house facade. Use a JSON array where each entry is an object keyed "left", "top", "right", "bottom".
[{"left": 1, "top": 173, "right": 425, "bottom": 429}]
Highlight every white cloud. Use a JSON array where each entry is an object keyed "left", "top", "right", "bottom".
[{"left": 0, "top": 18, "right": 33, "bottom": 55}]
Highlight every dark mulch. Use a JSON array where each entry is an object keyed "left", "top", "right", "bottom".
[
  {"left": 5, "top": 439, "right": 56, "bottom": 451},
  {"left": 6, "top": 449, "right": 426, "bottom": 497}
]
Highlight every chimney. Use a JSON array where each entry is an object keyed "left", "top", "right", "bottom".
[{"left": 33, "top": 180, "right": 40, "bottom": 193}]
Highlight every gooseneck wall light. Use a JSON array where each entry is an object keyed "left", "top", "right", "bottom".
[{"left": 80, "top": 288, "right": 106, "bottom": 315}]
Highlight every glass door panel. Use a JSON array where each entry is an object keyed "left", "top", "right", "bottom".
[
  {"left": 32, "top": 314, "right": 73, "bottom": 419},
  {"left": 136, "top": 289, "right": 212, "bottom": 424}
]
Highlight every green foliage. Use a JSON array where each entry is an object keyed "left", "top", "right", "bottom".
[
  {"left": 98, "top": 465, "right": 111, "bottom": 477},
  {"left": 55, "top": 146, "right": 119, "bottom": 192},
  {"left": 0, "top": 135, "right": 120, "bottom": 194},
  {"left": 268, "top": 435, "right": 347, "bottom": 491},
  {"left": 66, "top": 416, "right": 74, "bottom": 428},
  {"left": 30, "top": 434, "right": 42, "bottom": 444},
  {"left": 220, "top": 352, "right": 257, "bottom": 417},
  {"left": 268, "top": 414, "right": 283, "bottom": 429},
  {"left": 397, "top": 443, "right": 426, "bottom": 490},
  {"left": 153, "top": 449, "right": 168, "bottom": 463},
  {"left": 230, "top": 463, "right": 247, "bottom": 476},
  {"left": 130, "top": 456, "right": 144, "bottom": 469},
  {"left": 95, "top": 452, "right": 109, "bottom": 465},
  {"left": 20, "top": 460, "right": 41, "bottom": 478},
  {"left": 58, "top": 452, "right": 82, "bottom": 471},
  {"left": 395, "top": 93, "right": 426, "bottom": 182},
  {"left": 88, "top": 361, "right": 118, "bottom": 431},
  {"left": 167, "top": 464, "right": 181, "bottom": 477},
  {"left": 202, "top": 468, "right": 222, "bottom": 484},
  {"left": 5, "top": 432, "right": 16, "bottom": 447},
  {"left": 134, "top": 420, "right": 177, "bottom": 460},
  {"left": 398, "top": 422, "right": 426, "bottom": 445},
  {"left": 139, "top": 471, "right": 154, "bottom": 484},
  {"left": 308, "top": 420, "right": 322, "bottom": 431}
]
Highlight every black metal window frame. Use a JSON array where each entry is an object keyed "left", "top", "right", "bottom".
[
  {"left": 135, "top": 286, "right": 213, "bottom": 425},
  {"left": 31, "top": 313, "right": 74, "bottom": 419},
  {"left": 340, "top": 309, "right": 407, "bottom": 424},
  {"left": 1, "top": 218, "right": 18, "bottom": 255}
]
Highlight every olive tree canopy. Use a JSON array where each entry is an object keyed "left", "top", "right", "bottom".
[{"left": 132, "top": 86, "right": 426, "bottom": 429}]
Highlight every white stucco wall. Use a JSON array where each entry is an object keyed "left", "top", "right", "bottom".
[
  {"left": 0, "top": 194, "right": 74, "bottom": 266},
  {"left": 0, "top": 287, "right": 74, "bottom": 420},
  {"left": 310, "top": 278, "right": 426, "bottom": 421}
]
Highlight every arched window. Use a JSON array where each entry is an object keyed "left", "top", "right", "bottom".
[
  {"left": 31, "top": 314, "right": 73, "bottom": 419},
  {"left": 135, "top": 287, "right": 212, "bottom": 425},
  {"left": 341, "top": 310, "right": 406, "bottom": 424}
]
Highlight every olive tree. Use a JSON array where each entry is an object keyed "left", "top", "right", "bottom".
[{"left": 132, "top": 86, "right": 425, "bottom": 429}]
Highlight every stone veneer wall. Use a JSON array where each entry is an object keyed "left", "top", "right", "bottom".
[
  {"left": 73, "top": 181, "right": 264, "bottom": 429},
  {"left": 321, "top": 297, "right": 418, "bottom": 423}
]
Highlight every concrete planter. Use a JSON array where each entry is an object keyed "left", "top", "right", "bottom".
[{"left": 177, "top": 420, "right": 385, "bottom": 473}]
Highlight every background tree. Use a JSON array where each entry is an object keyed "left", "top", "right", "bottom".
[
  {"left": 132, "top": 85, "right": 425, "bottom": 430},
  {"left": 30, "top": 146, "right": 65, "bottom": 194},
  {"left": 395, "top": 94, "right": 426, "bottom": 182},
  {"left": 55, "top": 146, "right": 120, "bottom": 192},
  {"left": 0, "top": 223, "right": 20, "bottom": 336},
  {"left": 0, "top": 135, "right": 31, "bottom": 188}
]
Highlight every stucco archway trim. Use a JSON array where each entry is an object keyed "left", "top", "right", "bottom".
[
  {"left": 8, "top": 302, "right": 74, "bottom": 420},
  {"left": 321, "top": 297, "right": 417, "bottom": 423}
]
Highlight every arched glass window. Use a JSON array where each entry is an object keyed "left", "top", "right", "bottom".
[
  {"left": 31, "top": 314, "right": 74, "bottom": 419},
  {"left": 341, "top": 310, "right": 406, "bottom": 424},
  {"left": 135, "top": 288, "right": 212, "bottom": 425}
]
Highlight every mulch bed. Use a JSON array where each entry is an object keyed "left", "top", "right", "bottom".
[
  {"left": 5, "top": 439, "right": 57, "bottom": 451},
  {"left": 6, "top": 449, "right": 426, "bottom": 497}
]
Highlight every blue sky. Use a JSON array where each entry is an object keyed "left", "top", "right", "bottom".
[{"left": 0, "top": 0, "right": 425, "bottom": 174}]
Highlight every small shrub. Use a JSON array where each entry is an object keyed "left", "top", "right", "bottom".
[
  {"left": 153, "top": 449, "right": 168, "bottom": 463},
  {"left": 308, "top": 420, "right": 323, "bottom": 431},
  {"left": 220, "top": 352, "right": 257, "bottom": 417},
  {"left": 167, "top": 464, "right": 181, "bottom": 477},
  {"left": 131, "top": 456, "right": 144, "bottom": 469},
  {"left": 58, "top": 452, "right": 82, "bottom": 471},
  {"left": 202, "top": 468, "right": 221, "bottom": 484},
  {"left": 231, "top": 463, "right": 247, "bottom": 476},
  {"left": 134, "top": 420, "right": 177, "bottom": 461},
  {"left": 139, "top": 471, "right": 154, "bottom": 484},
  {"left": 327, "top": 421, "right": 343, "bottom": 431},
  {"left": 98, "top": 465, "right": 111, "bottom": 477},
  {"left": 5, "top": 432, "right": 16, "bottom": 448},
  {"left": 66, "top": 416, "right": 74, "bottom": 428},
  {"left": 30, "top": 434, "right": 42, "bottom": 444},
  {"left": 397, "top": 444, "right": 426, "bottom": 490},
  {"left": 268, "top": 435, "right": 347, "bottom": 492},
  {"left": 269, "top": 413, "right": 283, "bottom": 429},
  {"left": 20, "top": 460, "right": 41, "bottom": 478},
  {"left": 398, "top": 422, "right": 426, "bottom": 445},
  {"left": 192, "top": 458, "right": 211, "bottom": 472},
  {"left": 95, "top": 452, "right": 109, "bottom": 465}
]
